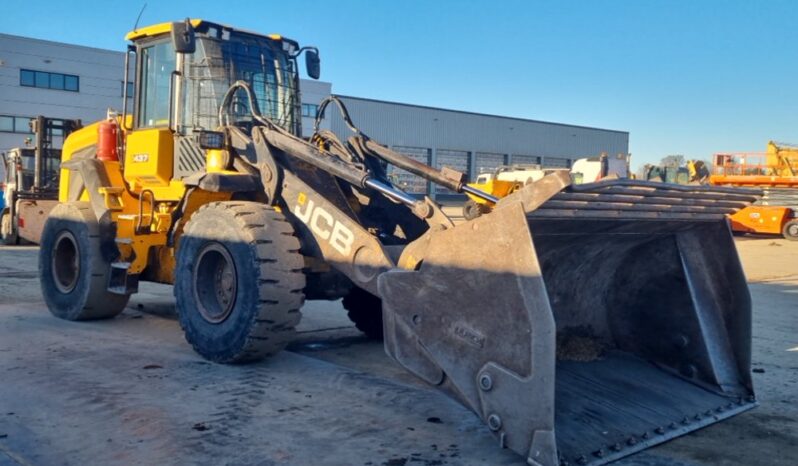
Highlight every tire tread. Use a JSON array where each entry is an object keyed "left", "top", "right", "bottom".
[
  {"left": 342, "top": 287, "right": 384, "bottom": 340},
  {"left": 176, "top": 201, "right": 305, "bottom": 363},
  {"left": 40, "top": 202, "right": 129, "bottom": 321}
]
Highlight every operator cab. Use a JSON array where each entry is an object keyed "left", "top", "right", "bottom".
[
  {"left": 3, "top": 148, "right": 62, "bottom": 193},
  {"left": 121, "top": 19, "right": 320, "bottom": 195},
  {"left": 4, "top": 149, "right": 37, "bottom": 192},
  {"left": 475, "top": 173, "right": 492, "bottom": 184}
]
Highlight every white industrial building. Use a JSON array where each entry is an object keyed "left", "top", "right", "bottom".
[
  {"left": 328, "top": 96, "right": 629, "bottom": 199},
  {"left": 0, "top": 33, "right": 629, "bottom": 198},
  {"left": 0, "top": 34, "right": 136, "bottom": 157}
]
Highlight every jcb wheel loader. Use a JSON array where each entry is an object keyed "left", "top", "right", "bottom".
[{"left": 39, "top": 19, "right": 761, "bottom": 466}]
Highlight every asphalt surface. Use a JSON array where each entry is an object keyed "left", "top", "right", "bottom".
[{"left": 0, "top": 237, "right": 796, "bottom": 466}]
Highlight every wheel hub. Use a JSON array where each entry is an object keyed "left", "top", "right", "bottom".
[
  {"left": 52, "top": 231, "right": 80, "bottom": 293},
  {"left": 193, "top": 242, "right": 238, "bottom": 324}
]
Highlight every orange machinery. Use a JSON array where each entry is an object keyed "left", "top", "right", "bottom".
[{"left": 710, "top": 142, "right": 798, "bottom": 240}]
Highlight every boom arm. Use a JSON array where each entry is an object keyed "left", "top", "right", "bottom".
[{"left": 221, "top": 82, "right": 496, "bottom": 215}]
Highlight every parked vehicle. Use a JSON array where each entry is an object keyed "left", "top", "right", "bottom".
[
  {"left": 1, "top": 117, "right": 80, "bottom": 244},
  {"left": 710, "top": 143, "right": 798, "bottom": 240}
]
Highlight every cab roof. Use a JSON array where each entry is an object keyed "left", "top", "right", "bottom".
[{"left": 124, "top": 19, "right": 287, "bottom": 43}]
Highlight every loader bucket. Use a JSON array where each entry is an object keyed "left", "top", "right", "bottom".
[{"left": 378, "top": 175, "right": 759, "bottom": 466}]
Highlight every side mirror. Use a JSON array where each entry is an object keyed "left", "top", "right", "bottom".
[
  {"left": 171, "top": 19, "right": 196, "bottom": 54},
  {"left": 305, "top": 49, "right": 320, "bottom": 79}
]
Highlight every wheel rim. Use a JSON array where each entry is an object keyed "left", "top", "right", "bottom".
[
  {"left": 787, "top": 222, "right": 798, "bottom": 238},
  {"left": 52, "top": 231, "right": 80, "bottom": 293},
  {"left": 193, "top": 242, "right": 237, "bottom": 324}
]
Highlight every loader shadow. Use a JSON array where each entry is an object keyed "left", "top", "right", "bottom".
[
  {"left": 119, "top": 278, "right": 178, "bottom": 318},
  {"left": 128, "top": 282, "right": 376, "bottom": 355}
]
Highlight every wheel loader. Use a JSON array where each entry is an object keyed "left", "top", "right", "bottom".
[{"left": 39, "top": 19, "right": 761, "bottom": 466}]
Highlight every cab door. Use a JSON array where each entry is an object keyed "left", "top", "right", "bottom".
[{"left": 124, "top": 40, "right": 176, "bottom": 191}]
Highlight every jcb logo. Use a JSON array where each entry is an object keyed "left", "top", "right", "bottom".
[{"left": 295, "top": 194, "right": 355, "bottom": 256}]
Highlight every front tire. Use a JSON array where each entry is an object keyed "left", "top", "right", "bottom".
[
  {"left": 39, "top": 202, "right": 130, "bottom": 320},
  {"left": 783, "top": 219, "right": 798, "bottom": 241},
  {"left": 463, "top": 199, "right": 486, "bottom": 221},
  {"left": 342, "top": 287, "right": 384, "bottom": 339},
  {"left": 175, "top": 202, "right": 305, "bottom": 363},
  {"left": 1, "top": 210, "right": 18, "bottom": 245}
]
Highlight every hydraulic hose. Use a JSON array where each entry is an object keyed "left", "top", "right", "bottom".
[{"left": 313, "top": 95, "right": 498, "bottom": 203}]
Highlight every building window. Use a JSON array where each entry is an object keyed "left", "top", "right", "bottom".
[
  {"left": 20, "top": 70, "right": 35, "bottom": 87},
  {"left": 0, "top": 115, "right": 34, "bottom": 134},
  {"left": 50, "top": 119, "right": 67, "bottom": 136},
  {"left": 35, "top": 71, "right": 49, "bottom": 88},
  {"left": 301, "top": 103, "right": 319, "bottom": 118},
  {"left": 64, "top": 75, "right": 79, "bottom": 91},
  {"left": 20, "top": 69, "right": 79, "bottom": 92},
  {"left": 50, "top": 73, "right": 64, "bottom": 89},
  {"left": 0, "top": 116, "right": 13, "bottom": 132},
  {"left": 121, "top": 81, "right": 135, "bottom": 98}
]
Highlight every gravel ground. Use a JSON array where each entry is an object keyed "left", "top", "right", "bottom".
[{"left": 0, "top": 237, "right": 795, "bottom": 466}]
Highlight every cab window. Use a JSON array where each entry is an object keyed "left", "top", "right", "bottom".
[{"left": 138, "top": 41, "right": 175, "bottom": 128}]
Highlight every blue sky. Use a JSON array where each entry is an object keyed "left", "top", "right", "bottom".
[{"left": 1, "top": 0, "right": 795, "bottom": 168}]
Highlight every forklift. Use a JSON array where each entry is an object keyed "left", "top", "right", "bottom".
[{"left": 1, "top": 116, "right": 80, "bottom": 244}]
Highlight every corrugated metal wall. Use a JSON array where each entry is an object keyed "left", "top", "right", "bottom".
[
  {"left": 390, "top": 146, "right": 429, "bottom": 194},
  {"left": 329, "top": 95, "right": 629, "bottom": 198}
]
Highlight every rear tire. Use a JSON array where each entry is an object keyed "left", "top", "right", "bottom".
[
  {"left": 175, "top": 202, "right": 305, "bottom": 363},
  {"left": 39, "top": 202, "right": 130, "bottom": 320},
  {"left": 1, "top": 211, "right": 18, "bottom": 245},
  {"left": 342, "top": 287, "right": 383, "bottom": 339},
  {"left": 783, "top": 219, "right": 798, "bottom": 241}
]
